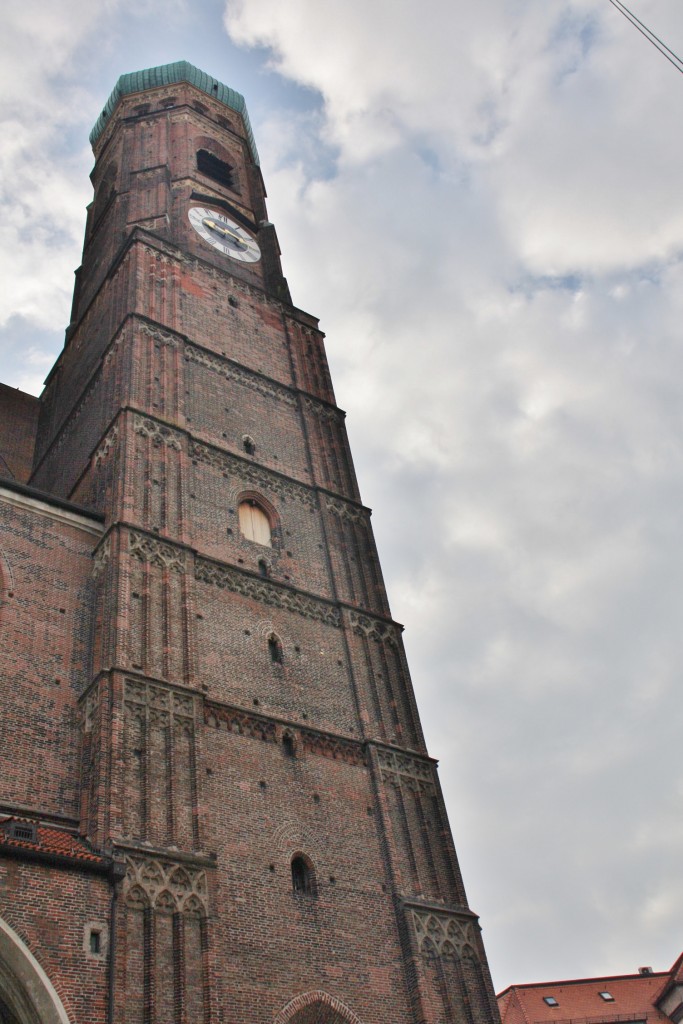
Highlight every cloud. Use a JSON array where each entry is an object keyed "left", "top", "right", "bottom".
[
  {"left": 0, "top": 5, "right": 112, "bottom": 340},
  {"left": 0, "top": 1, "right": 197, "bottom": 362},
  {"left": 226, "top": 0, "right": 683, "bottom": 989}
]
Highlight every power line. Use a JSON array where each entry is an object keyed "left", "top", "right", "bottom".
[{"left": 607, "top": 0, "right": 683, "bottom": 75}]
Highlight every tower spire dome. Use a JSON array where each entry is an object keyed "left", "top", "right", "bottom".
[{"left": 89, "top": 59, "right": 259, "bottom": 163}]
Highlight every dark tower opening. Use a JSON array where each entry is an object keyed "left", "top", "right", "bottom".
[
  {"left": 197, "top": 148, "right": 234, "bottom": 190},
  {"left": 291, "top": 855, "right": 315, "bottom": 895}
]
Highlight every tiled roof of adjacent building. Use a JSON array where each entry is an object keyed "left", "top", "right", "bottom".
[
  {"left": 0, "top": 815, "right": 106, "bottom": 866},
  {"left": 498, "top": 957, "right": 683, "bottom": 1024},
  {"left": 89, "top": 60, "right": 259, "bottom": 165}
]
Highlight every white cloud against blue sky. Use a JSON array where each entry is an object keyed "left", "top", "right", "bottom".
[{"left": 2, "top": 0, "right": 683, "bottom": 993}]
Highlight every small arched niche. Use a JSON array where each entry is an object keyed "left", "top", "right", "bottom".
[{"left": 268, "top": 633, "right": 284, "bottom": 665}]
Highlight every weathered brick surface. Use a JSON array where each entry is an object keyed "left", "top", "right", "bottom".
[
  {"left": 0, "top": 384, "right": 39, "bottom": 484},
  {"left": 0, "top": 487, "right": 99, "bottom": 816},
  {"left": 0, "top": 69, "right": 500, "bottom": 1024},
  {"left": 0, "top": 858, "right": 110, "bottom": 1023}
]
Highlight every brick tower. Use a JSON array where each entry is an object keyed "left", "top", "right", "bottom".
[{"left": 0, "top": 63, "right": 500, "bottom": 1024}]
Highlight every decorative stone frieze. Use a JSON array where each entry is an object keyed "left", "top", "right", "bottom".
[
  {"left": 80, "top": 682, "right": 99, "bottom": 734},
  {"left": 204, "top": 702, "right": 364, "bottom": 768},
  {"left": 185, "top": 343, "right": 296, "bottom": 406},
  {"left": 138, "top": 321, "right": 180, "bottom": 348},
  {"left": 376, "top": 747, "right": 435, "bottom": 793},
  {"left": 102, "top": 329, "right": 124, "bottom": 367},
  {"left": 190, "top": 441, "right": 316, "bottom": 508},
  {"left": 129, "top": 531, "right": 186, "bottom": 574},
  {"left": 302, "top": 396, "right": 343, "bottom": 422},
  {"left": 92, "top": 536, "right": 111, "bottom": 577},
  {"left": 124, "top": 678, "right": 195, "bottom": 724},
  {"left": 324, "top": 496, "right": 366, "bottom": 523},
  {"left": 300, "top": 729, "right": 366, "bottom": 766},
  {"left": 204, "top": 704, "right": 278, "bottom": 743},
  {"left": 123, "top": 853, "right": 208, "bottom": 916},
  {"left": 94, "top": 425, "right": 118, "bottom": 465},
  {"left": 133, "top": 414, "right": 182, "bottom": 450},
  {"left": 409, "top": 907, "right": 478, "bottom": 959},
  {"left": 349, "top": 610, "right": 399, "bottom": 646},
  {"left": 140, "top": 244, "right": 179, "bottom": 268},
  {"left": 195, "top": 559, "right": 341, "bottom": 627}
]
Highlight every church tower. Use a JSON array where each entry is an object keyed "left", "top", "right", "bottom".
[{"left": 0, "top": 63, "right": 500, "bottom": 1024}]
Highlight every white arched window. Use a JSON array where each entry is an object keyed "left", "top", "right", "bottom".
[{"left": 238, "top": 501, "right": 272, "bottom": 547}]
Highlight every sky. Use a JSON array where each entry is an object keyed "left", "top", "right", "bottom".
[{"left": 2, "top": 0, "right": 683, "bottom": 996}]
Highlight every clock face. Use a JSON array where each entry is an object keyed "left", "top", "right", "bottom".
[{"left": 188, "top": 206, "right": 261, "bottom": 263}]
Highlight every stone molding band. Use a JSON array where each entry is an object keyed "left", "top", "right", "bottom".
[
  {"left": 123, "top": 527, "right": 396, "bottom": 637},
  {"left": 128, "top": 404, "right": 366, "bottom": 522},
  {"left": 195, "top": 557, "right": 342, "bottom": 627}
]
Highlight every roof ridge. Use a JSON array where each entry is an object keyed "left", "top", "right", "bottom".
[{"left": 508, "top": 973, "right": 668, "bottom": 989}]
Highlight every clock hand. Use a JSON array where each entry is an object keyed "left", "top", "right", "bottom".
[{"left": 203, "top": 218, "right": 248, "bottom": 249}]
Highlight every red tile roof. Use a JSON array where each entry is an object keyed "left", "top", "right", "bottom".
[
  {"left": 499, "top": 966, "right": 680, "bottom": 1024},
  {"left": 0, "top": 816, "right": 106, "bottom": 865}
]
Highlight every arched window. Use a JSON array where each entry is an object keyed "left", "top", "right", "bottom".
[
  {"left": 258, "top": 559, "right": 269, "bottom": 578},
  {"left": 242, "top": 435, "right": 256, "bottom": 456},
  {"left": 291, "top": 855, "right": 315, "bottom": 895},
  {"left": 238, "top": 500, "right": 271, "bottom": 547},
  {"left": 282, "top": 731, "right": 296, "bottom": 757},
  {"left": 268, "top": 634, "right": 283, "bottom": 664}
]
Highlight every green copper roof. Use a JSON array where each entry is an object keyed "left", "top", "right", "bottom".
[{"left": 89, "top": 61, "right": 259, "bottom": 165}]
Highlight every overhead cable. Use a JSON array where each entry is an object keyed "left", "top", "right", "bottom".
[{"left": 607, "top": 0, "right": 683, "bottom": 75}]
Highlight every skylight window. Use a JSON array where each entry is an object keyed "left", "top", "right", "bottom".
[
  {"left": 543, "top": 997, "right": 559, "bottom": 1007},
  {"left": 599, "top": 993, "right": 615, "bottom": 1002}
]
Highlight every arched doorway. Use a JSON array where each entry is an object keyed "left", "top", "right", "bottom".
[
  {"left": 275, "top": 990, "right": 364, "bottom": 1024},
  {"left": 0, "top": 918, "right": 71, "bottom": 1024}
]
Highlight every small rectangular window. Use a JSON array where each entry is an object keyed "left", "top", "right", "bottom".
[
  {"left": 7, "top": 822, "right": 38, "bottom": 843},
  {"left": 599, "top": 992, "right": 615, "bottom": 1002},
  {"left": 90, "top": 930, "right": 101, "bottom": 954},
  {"left": 543, "top": 997, "right": 559, "bottom": 1007}
]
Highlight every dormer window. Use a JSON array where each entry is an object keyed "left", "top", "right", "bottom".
[{"left": 6, "top": 821, "right": 38, "bottom": 843}]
